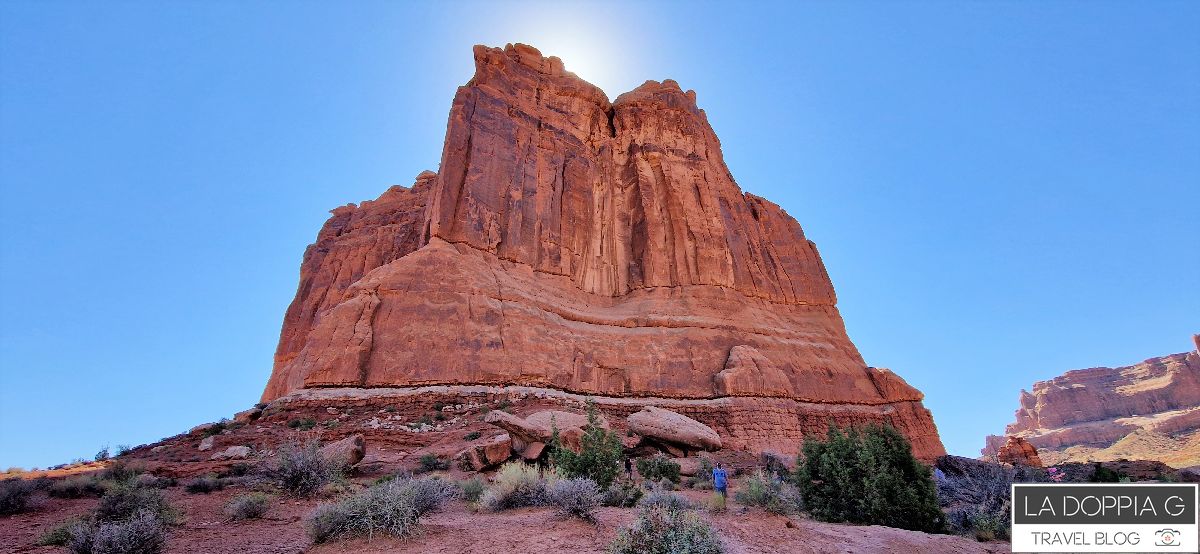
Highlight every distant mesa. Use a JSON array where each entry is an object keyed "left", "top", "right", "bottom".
[
  {"left": 259, "top": 43, "right": 945, "bottom": 459},
  {"left": 983, "top": 335, "right": 1200, "bottom": 468}
]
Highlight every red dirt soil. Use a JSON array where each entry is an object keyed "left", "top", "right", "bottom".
[{"left": 1, "top": 481, "right": 1004, "bottom": 554}]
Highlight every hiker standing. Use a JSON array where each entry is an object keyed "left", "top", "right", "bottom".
[
  {"left": 624, "top": 456, "right": 633, "bottom": 478},
  {"left": 713, "top": 462, "right": 728, "bottom": 500}
]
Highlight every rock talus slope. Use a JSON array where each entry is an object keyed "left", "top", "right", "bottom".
[
  {"left": 261, "top": 43, "right": 945, "bottom": 459},
  {"left": 984, "top": 335, "right": 1200, "bottom": 468}
]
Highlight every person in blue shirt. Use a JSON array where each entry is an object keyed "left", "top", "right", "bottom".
[{"left": 713, "top": 462, "right": 728, "bottom": 501}]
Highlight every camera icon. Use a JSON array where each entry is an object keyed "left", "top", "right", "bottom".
[{"left": 1155, "top": 528, "right": 1181, "bottom": 546}]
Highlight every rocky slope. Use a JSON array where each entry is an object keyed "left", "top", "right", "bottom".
[
  {"left": 260, "top": 43, "right": 944, "bottom": 459},
  {"left": 984, "top": 335, "right": 1200, "bottom": 467}
]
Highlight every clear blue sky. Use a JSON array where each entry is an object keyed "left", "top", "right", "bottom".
[{"left": 2, "top": 1, "right": 1197, "bottom": 470}]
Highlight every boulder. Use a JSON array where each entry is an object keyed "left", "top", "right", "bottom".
[
  {"left": 521, "top": 442, "right": 546, "bottom": 461},
  {"left": 457, "top": 433, "right": 512, "bottom": 471},
  {"left": 319, "top": 434, "right": 366, "bottom": 469},
  {"left": 190, "top": 422, "right": 218, "bottom": 436},
  {"left": 198, "top": 436, "right": 215, "bottom": 452},
  {"left": 675, "top": 457, "right": 701, "bottom": 477},
  {"left": 627, "top": 406, "right": 722, "bottom": 451},
  {"left": 485, "top": 409, "right": 601, "bottom": 445},
  {"left": 210, "top": 446, "right": 251, "bottom": 461},
  {"left": 233, "top": 408, "right": 262, "bottom": 424}
]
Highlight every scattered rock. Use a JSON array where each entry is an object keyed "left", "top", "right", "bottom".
[
  {"left": 190, "top": 422, "right": 218, "bottom": 436},
  {"left": 233, "top": 408, "right": 262, "bottom": 424},
  {"left": 319, "top": 434, "right": 366, "bottom": 469},
  {"left": 627, "top": 406, "right": 721, "bottom": 451},
  {"left": 210, "top": 446, "right": 251, "bottom": 461}
]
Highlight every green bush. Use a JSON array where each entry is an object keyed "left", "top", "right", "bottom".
[
  {"left": 608, "top": 502, "right": 724, "bottom": 554},
  {"left": 795, "top": 424, "right": 943, "bottom": 533},
  {"left": 464, "top": 431, "right": 481, "bottom": 441},
  {"left": 459, "top": 478, "right": 485, "bottom": 503},
  {"left": 267, "top": 440, "right": 341, "bottom": 497},
  {"left": 550, "top": 401, "right": 623, "bottom": 489},
  {"left": 225, "top": 493, "right": 270, "bottom": 520},
  {"left": 638, "top": 490, "right": 695, "bottom": 512},
  {"left": 734, "top": 470, "right": 801, "bottom": 514},
  {"left": 0, "top": 477, "right": 37, "bottom": 515},
  {"left": 418, "top": 453, "right": 449, "bottom": 473},
  {"left": 37, "top": 517, "right": 87, "bottom": 546},
  {"left": 95, "top": 483, "right": 176, "bottom": 524},
  {"left": 480, "top": 462, "right": 552, "bottom": 511},
  {"left": 636, "top": 455, "right": 681, "bottom": 484},
  {"left": 306, "top": 477, "right": 458, "bottom": 543},
  {"left": 602, "top": 478, "right": 644, "bottom": 507},
  {"left": 286, "top": 418, "right": 316, "bottom": 431}
]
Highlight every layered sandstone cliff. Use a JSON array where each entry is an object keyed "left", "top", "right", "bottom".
[
  {"left": 261, "top": 44, "right": 945, "bottom": 459},
  {"left": 984, "top": 336, "right": 1200, "bottom": 468}
]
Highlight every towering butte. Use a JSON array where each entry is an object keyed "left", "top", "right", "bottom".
[{"left": 261, "top": 44, "right": 945, "bottom": 459}]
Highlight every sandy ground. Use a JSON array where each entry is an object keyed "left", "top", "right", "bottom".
[{"left": 1, "top": 480, "right": 1005, "bottom": 554}]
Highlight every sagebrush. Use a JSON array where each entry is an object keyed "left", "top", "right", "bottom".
[{"left": 307, "top": 476, "right": 458, "bottom": 543}]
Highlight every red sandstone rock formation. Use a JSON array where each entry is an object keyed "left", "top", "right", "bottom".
[
  {"left": 984, "top": 337, "right": 1200, "bottom": 468},
  {"left": 995, "top": 436, "right": 1042, "bottom": 467},
  {"left": 260, "top": 43, "right": 945, "bottom": 459}
]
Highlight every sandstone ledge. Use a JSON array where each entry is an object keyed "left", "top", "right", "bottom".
[{"left": 268, "top": 384, "right": 945, "bottom": 461}]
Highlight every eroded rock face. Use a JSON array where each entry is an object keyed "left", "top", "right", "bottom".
[
  {"left": 995, "top": 436, "right": 1042, "bottom": 467},
  {"left": 261, "top": 43, "right": 945, "bottom": 460},
  {"left": 984, "top": 337, "right": 1200, "bottom": 468}
]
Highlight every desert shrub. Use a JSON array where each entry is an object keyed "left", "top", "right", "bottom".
[
  {"left": 115, "top": 445, "right": 132, "bottom": 457},
  {"left": 548, "top": 478, "right": 602, "bottom": 521},
  {"left": 937, "top": 459, "right": 1017, "bottom": 539},
  {"left": 608, "top": 503, "right": 724, "bottom": 554},
  {"left": 550, "top": 401, "right": 623, "bottom": 489},
  {"left": 1090, "top": 463, "right": 1121, "bottom": 483},
  {"left": 734, "top": 470, "right": 801, "bottom": 514},
  {"left": 132, "top": 475, "right": 173, "bottom": 490},
  {"left": 480, "top": 462, "right": 552, "bottom": 511},
  {"left": 286, "top": 418, "right": 316, "bottom": 431},
  {"left": 459, "top": 478, "right": 485, "bottom": 503},
  {"left": 638, "top": 490, "right": 695, "bottom": 512},
  {"left": 37, "top": 517, "right": 87, "bottom": 546},
  {"left": 67, "top": 510, "right": 166, "bottom": 554},
  {"left": 267, "top": 440, "right": 340, "bottom": 497},
  {"left": 49, "top": 476, "right": 107, "bottom": 499},
  {"left": 418, "top": 453, "right": 449, "bottom": 473},
  {"left": 760, "top": 452, "right": 790, "bottom": 479},
  {"left": 225, "top": 493, "right": 270, "bottom": 520},
  {"left": 0, "top": 477, "right": 37, "bottom": 515},
  {"left": 99, "top": 461, "right": 142, "bottom": 484},
  {"left": 201, "top": 419, "right": 230, "bottom": 437},
  {"left": 306, "top": 476, "right": 458, "bottom": 543},
  {"left": 602, "top": 478, "right": 644, "bottom": 507},
  {"left": 217, "top": 463, "right": 253, "bottom": 478},
  {"left": 795, "top": 424, "right": 944, "bottom": 533},
  {"left": 95, "top": 446, "right": 111, "bottom": 462},
  {"left": 94, "top": 483, "right": 175, "bottom": 524},
  {"left": 184, "top": 475, "right": 224, "bottom": 494},
  {"left": 636, "top": 455, "right": 681, "bottom": 484},
  {"left": 464, "top": 431, "right": 481, "bottom": 441}
]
